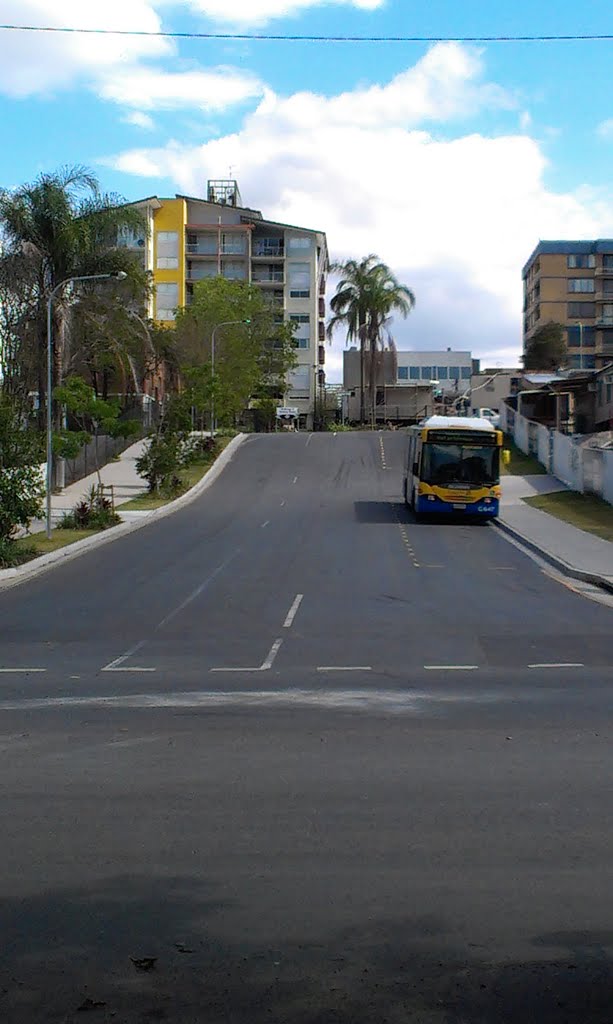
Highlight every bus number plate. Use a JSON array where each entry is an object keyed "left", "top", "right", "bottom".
[{"left": 453, "top": 503, "right": 467, "bottom": 510}]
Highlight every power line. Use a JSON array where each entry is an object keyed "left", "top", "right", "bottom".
[{"left": 0, "top": 23, "right": 612, "bottom": 43}]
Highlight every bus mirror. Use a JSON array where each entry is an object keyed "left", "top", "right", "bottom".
[
  {"left": 502, "top": 449, "right": 511, "bottom": 465},
  {"left": 413, "top": 461, "right": 419, "bottom": 475}
]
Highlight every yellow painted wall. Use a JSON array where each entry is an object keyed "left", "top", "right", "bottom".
[{"left": 152, "top": 198, "right": 187, "bottom": 319}]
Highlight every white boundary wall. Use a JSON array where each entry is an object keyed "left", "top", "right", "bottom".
[{"left": 501, "top": 401, "right": 613, "bottom": 505}]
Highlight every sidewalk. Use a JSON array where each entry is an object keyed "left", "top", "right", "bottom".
[
  {"left": 27, "top": 439, "right": 150, "bottom": 535},
  {"left": 499, "top": 473, "right": 613, "bottom": 592}
]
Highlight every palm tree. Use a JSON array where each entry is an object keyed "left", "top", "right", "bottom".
[
  {"left": 327, "top": 255, "right": 415, "bottom": 425},
  {"left": 0, "top": 165, "right": 148, "bottom": 429}
]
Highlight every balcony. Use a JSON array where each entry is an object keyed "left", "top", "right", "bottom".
[
  {"left": 186, "top": 242, "right": 247, "bottom": 256},
  {"left": 595, "top": 265, "right": 613, "bottom": 276},
  {"left": 596, "top": 317, "right": 613, "bottom": 327},
  {"left": 318, "top": 322, "right": 325, "bottom": 342},
  {"left": 252, "top": 243, "right": 284, "bottom": 258},
  {"left": 318, "top": 345, "right": 325, "bottom": 366},
  {"left": 253, "top": 269, "right": 284, "bottom": 285},
  {"left": 319, "top": 297, "right": 325, "bottom": 317}
]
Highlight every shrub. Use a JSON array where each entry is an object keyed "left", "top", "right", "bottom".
[
  {"left": 62, "top": 486, "right": 120, "bottom": 531},
  {"left": 136, "top": 431, "right": 186, "bottom": 493},
  {"left": 0, "top": 538, "right": 38, "bottom": 568}
]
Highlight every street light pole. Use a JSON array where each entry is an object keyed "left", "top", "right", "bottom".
[
  {"left": 210, "top": 319, "right": 251, "bottom": 433},
  {"left": 46, "top": 271, "right": 127, "bottom": 539}
]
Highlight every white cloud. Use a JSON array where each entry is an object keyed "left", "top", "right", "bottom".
[
  {"left": 104, "top": 43, "right": 613, "bottom": 374},
  {"left": 519, "top": 111, "right": 532, "bottom": 131},
  {"left": 122, "top": 111, "right": 156, "bottom": 130},
  {"left": 0, "top": 1, "right": 171, "bottom": 98},
  {"left": 100, "top": 66, "right": 264, "bottom": 112},
  {"left": 160, "top": 0, "right": 385, "bottom": 29},
  {"left": 597, "top": 118, "right": 613, "bottom": 140}
]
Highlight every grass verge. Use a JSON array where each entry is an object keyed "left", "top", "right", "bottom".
[
  {"left": 502, "top": 437, "right": 546, "bottom": 476},
  {"left": 0, "top": 528, "right": 102, "bottom": 569},
  {"left": 120, "top": 436, "right": 233, "bottom": 512},
  {"left": 523, "top": 490, "right": 613, "bottom": 543}
]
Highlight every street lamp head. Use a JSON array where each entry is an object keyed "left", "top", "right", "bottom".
[{"left": 112, "top": 270, "right": 128, "bottom": 281}]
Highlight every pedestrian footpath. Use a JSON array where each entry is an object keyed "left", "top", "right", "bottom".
[
  {"left": 26, "top": 439, "right": 149, "bottom": 535},
  {"left": 498, "top": 473, "right": 613, "bottom": 592}
]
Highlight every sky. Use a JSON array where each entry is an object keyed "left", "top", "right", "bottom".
[{"left": 1, "top": 1, "right": 613, "bottom": 381}]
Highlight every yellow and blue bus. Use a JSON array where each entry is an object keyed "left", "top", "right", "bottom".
[{"left": 404, "top": 416, "right": 504, "bottom": 518}]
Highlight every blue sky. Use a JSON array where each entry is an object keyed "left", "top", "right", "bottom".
[{"left": 1, "top": 0, "right": 612, "bottom": 377}]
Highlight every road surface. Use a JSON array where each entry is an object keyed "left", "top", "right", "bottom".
[{"left": 1, "top": 432, "right": 612, "bottom": 1023}]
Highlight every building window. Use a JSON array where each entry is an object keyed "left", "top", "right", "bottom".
[
  {"left": 603, "top": 255, "right": 613, "bottom": 269},
  {"left": 568, "top": 354, "right": 596, "bottom": 369},
  {"left": 568, "top": 302, "right": 595, "bottom": 318},
  {"left": 288, "top": 263, "right": 311, "bottom": 298},
  {"left": 567, "top": 254, "right": 596, "bottom": 269},
  {"left": 398, "top": 366, "right": 409, "bottom": 380},
  {"left": 607, "top": 384, "right": 613, "bottom": 403},
  {"left": 568, "top": 279, "right": 595, "bottom": 293},
  {"left": 461, "top": 367, "right": 471, "bottom": 380},
  {"left": 222, "top": 262, "right": 246, "bottom": 280},
  {"left": 289, "top": 314, "right": 310, "bottom": 324},
  {"left": 421, "top": 366, "right": 432, "bottom": 380},
  {"left": 288, "top": 365, "right": 311, "bottom": 395},
  {"left": 287, "top": 235, "right": 312, "bottom": 252},
  {"left": 567, "top": 326, "right": 595, "bottom": 347},
  {"left": 293, "top": 338, "right": 310, "bottom": 349},
  {"left": 410, "top": 366, "right": 420, "bottom": 380},
  {"left": 156, "top": 231, "right": 178, "bottom": 269},
  {"left": 449, "top": 366, "right": 460, "bottom": 380},
  {"left": 603, "top": 280, "right": 613, "bottom": 295},
  {"left": 437, "top": 367, "right": 449, "bottom": 380},
  {"left": 155, "top": 282, "right": 178, "bottom": 321}
]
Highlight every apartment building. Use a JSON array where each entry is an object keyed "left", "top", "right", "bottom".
[
  {"left": 119, "top": 181, "right": 328, "bottom": 427},
  {"left": 522, "top": 240, "right": 613, "bottom": 371}
]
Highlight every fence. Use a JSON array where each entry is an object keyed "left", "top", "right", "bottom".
[
  {"left": 63, "top": 434, "right": 140, "bottom": 487},
  {"left": 502, "top": 401, "right": 613, "bottom": 505}
]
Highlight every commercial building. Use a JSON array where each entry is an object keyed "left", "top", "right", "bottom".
[
  {"left": 469, "top": 368, "right": 522, "bottom": 412},
  {"left": 119, "top": 181, "right": 328, "bottom": 427},
  {"left": 522, "top": 240, "right": 613, "bottom": 370},
  {"left": 342, "top": 348, "right": 473, "bottom": 424}
]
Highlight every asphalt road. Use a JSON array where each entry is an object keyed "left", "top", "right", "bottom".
[{"left": 1, "top": 431, "right": 612, "bottom": 1023}]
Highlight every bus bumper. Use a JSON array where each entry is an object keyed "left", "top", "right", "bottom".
[{"left": 415, "top": 496, "right": 500, "bottom": 517}]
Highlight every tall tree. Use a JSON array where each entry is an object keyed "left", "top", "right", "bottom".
[
  {"left": 174, "top": 276, "right": 297, "bottom": 428},
  {"left": 327, "top": 255, "right": 415, "bottom": 424},
  {"left": 0, "top": 165, "right": 148, "bottom": 428},
  {"left": 523, "top": 322, "right": 567, "bottom": 371}
]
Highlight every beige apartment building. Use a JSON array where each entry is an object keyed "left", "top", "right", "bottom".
[
  {"left": 119, "top": 180, "right": 328, "bottom": 427},
  {"left": 523, "top": 240, "right": 613, "bottom": 371}
]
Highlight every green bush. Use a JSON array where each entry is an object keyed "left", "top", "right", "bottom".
[
  {"left": 0, "top": 538, "right": 38, "bottom": 568},
  {"left": 136, "top": 431, "right": 186, "bottom": 493},
  {"left": 0, "top": 397, "right": 45, "bottom": 542},
  {"left": 61, "top": 486, "right": 120, "bottom": 531}
]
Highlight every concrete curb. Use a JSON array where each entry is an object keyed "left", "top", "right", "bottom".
[
  {"left": 0, "top": 433, "right": 247, "bottom": 591},
  {"left": 494, "top": 517, "right": 613, "bottom": 596}
]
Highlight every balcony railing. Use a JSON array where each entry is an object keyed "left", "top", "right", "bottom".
[
  {"left": 186, "top": 242, "right": 247, "bottom": 256},
  {"left": 253, "top": 271, "right": 284, "bottom": 284},
  {"left": 253, "top": 244, "right": 284, "bottom": 257},
  {"left": 596, "top": 317, "right": 613, "bottom": 327}
]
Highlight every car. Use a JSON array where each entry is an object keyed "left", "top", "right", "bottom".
[{"left": 472, "top": 406, "right": 501, "bottom": 428}]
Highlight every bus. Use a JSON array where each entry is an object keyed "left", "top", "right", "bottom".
[{"left": 403, "top": 416, "right": 505, "bottom": 518}]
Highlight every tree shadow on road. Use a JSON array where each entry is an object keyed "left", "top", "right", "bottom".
[{"left": 2, "top": 876, "right": 613, "bottom": 1023}]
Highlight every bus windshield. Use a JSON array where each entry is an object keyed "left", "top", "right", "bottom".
[{"left": 421, "top": 443, "right": 499, "bottom": 487}]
